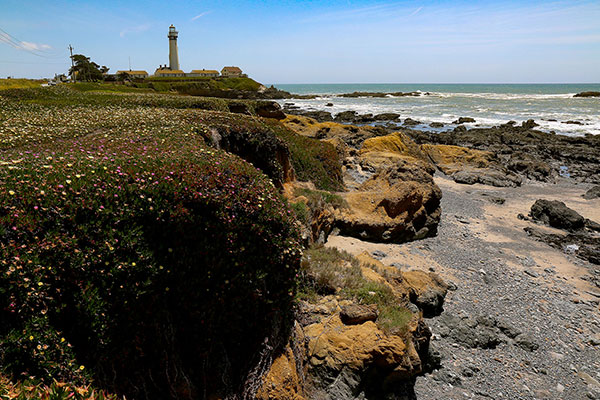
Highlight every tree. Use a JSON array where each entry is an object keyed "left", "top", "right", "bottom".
[{"left": 69, "top": 54, "right": 104, "bottom": 82}]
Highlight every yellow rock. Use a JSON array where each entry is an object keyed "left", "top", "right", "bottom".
[
  {"left": 304, "top": 315, "right": 414, "bottom": 372},
  {"left": 421, "top": 144, "right": 495, "bottom": 174}
]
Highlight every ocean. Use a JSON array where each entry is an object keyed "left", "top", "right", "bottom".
[{"left": 271, "top": 84, "right": 600, "bottom": 136}]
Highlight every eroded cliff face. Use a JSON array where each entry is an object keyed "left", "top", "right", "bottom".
[{"left": 257, "top": 253, "right": 448, "bottom": 400}]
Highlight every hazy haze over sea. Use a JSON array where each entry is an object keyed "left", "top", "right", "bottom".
[{"left": 272, "top": 84, "right": 600, "bottom": 136}]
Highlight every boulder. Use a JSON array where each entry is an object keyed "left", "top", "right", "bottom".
[
  {"left": 583, "top": 185, "right": 600, "bottom": 199},
  {"left": 574, "top": 91, "right": 600, "bottom": 98},
  {"left": 429, "top": 122, "right": 444, "bottom": 128},
  {"left": 334, "top": 110, "right": 359, "bottom": 123},
  {"left": 305, "top": 315, "right": 425, "bottom": 398},
  {"left": 453, "top": 117, "right": 476, "bottom": 124},
  {"left": 530, "top": 199, "right": 586, "bottom": 232},
  {"left": 255, "top": 101, "right": 286, "bottom": 120},
  {"left": 340, "top": 304, "right": 378, "bottom": 325},
  {"left": 402, "top": 270, "right": 449, "bottom": 317},
  {"left": 522, "top": 119, "right": 539, "bottom": 130},
  {"left": 374, "top": 113, "right": 401, "bottom": 121},
  {"left": 403, "top": 118, "right": 421, "bottom": 126}
]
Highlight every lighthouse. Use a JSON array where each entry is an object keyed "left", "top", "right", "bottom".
[{"left": 168, "top": 25, "right": 180, "bottom": 70}]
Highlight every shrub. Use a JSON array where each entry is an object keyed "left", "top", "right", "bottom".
[
  {"left": 299, "top": 245, "right": 412, "bottom": 334},
  {"left": 0, "top": 104, "right": 302, "bottom": 399},
  {"left": 293, "top": 187, "right": 348, "bottom": 210},
  {"left": 262, "top": 120, "right": 344, "bottom": 192}
]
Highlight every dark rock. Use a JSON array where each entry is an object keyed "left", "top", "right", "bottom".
[
  {"left": 452, "top": 169, "right": 522, "bottom": 187},
  {"left": 254, "top": 101, "right": 286, "bottom": 120},
  {"left": 437, "top": 312, "right": 504, "bottom": 349},
  {"left": 496, "top": 319, "right": 521, "bottom": 339},
  {"left": 514, "top": 333, "right": 539, "bottom": 351},
  {"left": 374, "top": 113, "right": 400, "bottom": 121},
  {"left": 525, "top": 227, "right": 600, "bottom": 265},
  {"left": 433, "top": 369, "right": 463, "bottom": 386},
  {"left": 453, "top": 125, "right": 467, "bottom": 133},
  {"left": 357, "top": 113, "right": 375, "bottom": 123},
  {"left": 334, "top": 110, "right": 359, "bottom": 122},
  {"left": 522, "top": 119, "right": 539, "bottom": 130},
  {"left": 300, "top": 110, "right": 333, "bottom": 121},
  {"left": 583, "top": 186, "right": 600, "bottom": 199},
  {"left": 524, "top": 269, "right": 539, "bottom": 278},
  {"left": 574, "top": 91, "right": 600, "bottom": 98},
  {"left": 403, "top": 118, "right": 421, "bottom": 126},
  {"left": 339, "top": 304, "right": 378, "bottom": 325},
  {"left": 564, "top": 120, "right": 584, "bottom": 125},
  {"left": 453, "top": 117, "right": 476, "bottom": 124},
  {"left": 517, "top": 213, "right": 529, "bottom": 221},
  {"left": 371, "top": 250, "right": 387, "bottom": 260},
  {"left": 530, "top": 199, "right": 586, "bottom": 232},
  {"left": 325, "top": 102, "right": 334, "bottom": 107},
  {"left": 429, "top": 122, "right": 444, "bottom": 128},
  {"left": 586, "top": 218, "right": 600, "bottom": 233}
]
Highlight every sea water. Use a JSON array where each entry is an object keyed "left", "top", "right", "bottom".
[{"left": 271, "top": 84, "right": 600, "bottom": 136}]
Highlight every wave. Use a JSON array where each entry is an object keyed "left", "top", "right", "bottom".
[{"left": 431, "top": 92, "right": 578, "bottom": 100}]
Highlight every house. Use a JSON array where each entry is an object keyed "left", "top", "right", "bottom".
[
  {"left": 154, "top": 68, "right": 186, "bottom": 78},
  {"left": 187, "top": 69, "right": 220, "bottom": 78},
  {"left": 116, "top": 70, "right": 149, "bottom": 79},
  {"left": 220, "top": 66, "right": 244, "bottom": 78}
]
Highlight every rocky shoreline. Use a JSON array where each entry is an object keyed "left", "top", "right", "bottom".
[{"left": 274, "top": 106, "right": 600, "bottom": 399}]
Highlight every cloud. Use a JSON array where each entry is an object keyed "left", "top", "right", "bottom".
[
  {"left": 21, "top": 41, "right": 52, "bottom": 51},
  {"left": 120, "top": 23, "right": 151, "bottom": 38},
  {"left": 0, "top": 32, "right": 52, "bottom": 52},
  {"left": 191, "top": 11, "right": 212, "bottom": 21}
]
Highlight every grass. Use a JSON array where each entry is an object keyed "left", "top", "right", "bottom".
[
  {"left": 293, "top": 187, "right": 348, "bottom": 210},
  {"left": 0, "top": 79, "right": 45, "bottom": 90},
  {"left": 263, "top": 120, "right": 344, "bottom": 192},
  {"left": 298, "top": 245, "right": 413, "bottom": 334}
]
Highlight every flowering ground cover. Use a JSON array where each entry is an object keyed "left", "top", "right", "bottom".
[{"left": 0, "top": 87, "right": 305, "bottom": 398}]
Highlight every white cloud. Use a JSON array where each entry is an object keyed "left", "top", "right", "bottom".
[
  {"left": 191, "top": 11, "right": 212, "bottom": 21},
  {"left": 120, "top": 23, "right": 151, "bottom": 38},
  {"left": 0, "top": 32, "right": 52, "bottom": 51},
  {"left": 21, "top": 41, "right": 52, "bottom": 51}
]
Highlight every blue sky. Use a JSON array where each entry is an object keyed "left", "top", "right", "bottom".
[{"left": 1, "top": 0, "right": 599, "bottom": 83}]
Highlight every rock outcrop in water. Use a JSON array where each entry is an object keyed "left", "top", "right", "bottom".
[{"left": 573, "top": 91, "right": 600, "bottom": 98}]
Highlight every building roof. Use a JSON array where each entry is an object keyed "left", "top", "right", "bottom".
[
  {"left": 190, "top": 69, "right": 219, "bottom": 74},
  {"left": 117, "top": 70, "right": 148, "bottom": 75},
  {"left": 155, "top": 69, "right": 185, "bottom": 74},
  {"left": 221, "top": 66, "right": 243, "bottom": 73}
]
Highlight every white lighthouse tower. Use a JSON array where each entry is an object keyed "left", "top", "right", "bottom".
[{"left": 168, "top": 25, "right": 180, "bottom": 70}]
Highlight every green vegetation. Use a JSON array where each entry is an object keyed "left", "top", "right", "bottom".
[
  {"left": 0, "top": 79, "right": 44, "bottom": 90},
  {"left": 0, "top": 374, "right": 120, "bottom": 400},
  {"left": 293, "top": 187, "right": 348, "bottom": 209},
  {"left": 69, "top": 54, "right": 108, "bottom": 82},
  {"left": 298, "top": 245, "right": 413, "bottom": 334},
  {"left": 263, "top": 120, "right": 344, "bottom": 191},
  {"left": 0, "top": 86, "right": 302, "bottom": 399}
]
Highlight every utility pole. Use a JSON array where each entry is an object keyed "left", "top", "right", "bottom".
[
  {"left": 129, "top": 56, "right": 131, "bottom": 71},
  {"left": 68, "top": 44, "right": 76, "bottom": 82}
]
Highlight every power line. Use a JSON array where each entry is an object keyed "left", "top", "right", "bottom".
[
  {"left": 0, "top": 27, "right": 64, "bottom": 59},
  {"left": 0, "top": 60, "right": 67, "bottom": 64}
]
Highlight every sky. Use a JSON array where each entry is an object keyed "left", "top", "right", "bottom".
[{"left": 1, "top": 0, "right": 599, "bottom": 83}]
